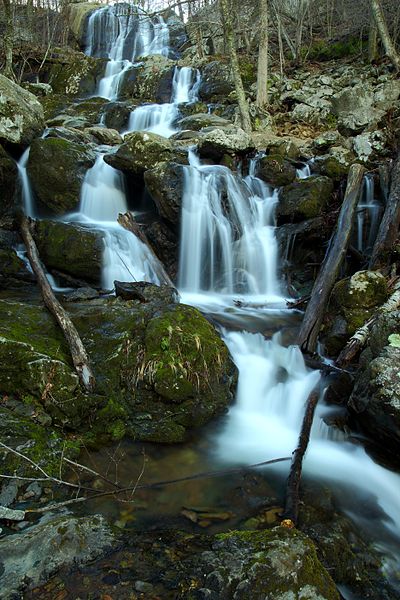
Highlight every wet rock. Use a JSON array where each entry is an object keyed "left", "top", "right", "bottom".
[
  {"left": 101, "top": 100, "right": 137, "bottom": 130},
  {"left": 60, "top": 96, "right": 109, "bottom": 126},
  {"left": 314, "top": 146, "right": 356, "bottom": 180},
  {"left": 198, "top": 126, "right": 253, "bottom": 159},
  {"left": 66, "top": 1, "right": 104, "bottom": 46},
  {"left": 123, "top": 55, "right": 175, "bottom": 102},
  {"left": 278, "top": 175, "right": 334, "bottom": 222},
  {"left": 0, "top": 247, "right": 34, "bottom": 287},
  {"left": 177, "top": 113, "right": 231, "bottom": 131},
  {"left": 199, "top": 61, "right": 234, "bottom": 101},
  {"left": 115, "top": 281, "right": 178, "bottom": 303},
  {"left": 0, "top": 144, "right": 18, "bottom": 224},
  {"left": 0, "top": 514, "right": 115, "bottom": 599},
  {"left": 255, "top": 153, "right": 297, "bottom": 187},
  {"left": 27, "top": 136, "right": 95, "bottom": 214},
  {"left": 48, "top": 49, "right": 106, "bottom": 97},
  {"left": 45, "top": 125, "right": 94, "bottom": 145},
  {"left": 144, "top": 220, "right": 179, "bottom": 279},
  {"left": 0, "top": 74, "right": 44, "bottom": 148},
  {"left": 144, "top": 161, "right": 184, "bottom": 229},
  {"left": 104, "top": 130, "right": 175, "bottom": 176},
  {"left": 63, "top": 286, "right": 100, "bottom": 302},
  {"left": 84, "top": 125, "right": 123, "bottom": 145},
  {"left": 33, "top": 220, "right": 104, "bottom": 283}
]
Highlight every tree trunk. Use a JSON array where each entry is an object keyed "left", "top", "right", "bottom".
[
  {"left": 368, "top": 16, "right": 378, "bottom": 62},
  {"left": 369, "top": 0, "right": 400, "bottom": 71},
  {"left": 219, "top": 0, "right": 252, "bottom": 133},
  {"left": 2, "top": 0, "right": 14, "bottom": 79},
  {"left": 369, "top": 155, "right": 400, "bottom": 270},
  {"left": 256, "top": 0, "right": 269, "bottom": 110},
  {"left": 282, "top": 391, "right": 319, "bottom": 525},
  {"left": 20, "top": 217, "right": 96, "bottom": 393},
  {"left": 297, "top": 164, "right": 365, "bottom": 354}
]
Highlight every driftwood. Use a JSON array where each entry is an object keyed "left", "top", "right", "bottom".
[
  {"left": 369, "top": 155, "right": 400, "bottom": 270},
  {"left": 20, "top": 216, "right": 96, "bottom": 392},
  {"left": 336, "top": 280, "right": 400, "bottom": 367},
  {"left": 297, "top": 164, "right": 365, "bottom": 354},
  {"left": 117, "top": 212, "right": 174, "bottom": 287},
  {"left": 282, "top": 391, "right": 319, "bottom": 525}
]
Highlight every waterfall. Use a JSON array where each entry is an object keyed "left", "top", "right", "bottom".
[
  {"left": 356, "top": 175, "right": 381, "bottom": 254},
  {"left": 178, "top": 150, "right": 282, "bottom": 302},
  {"left": 125, "top": 66, "right": 201, "bottom": 137},
  {"left": 85, "top": 5, "right": 170, "bottom": 100},
  {"left": 17, "top": 147, "right": 35, "bottom": 218}
]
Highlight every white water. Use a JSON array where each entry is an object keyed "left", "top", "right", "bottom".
[
  {"left": 85, "top": 5, "right": 170, "bottom": 100},
  {"left": 296, "top": 162, "right": 311, "bottom": 179},
  {"left": 125, "top": 66, "right": 201, "bottom": 137},
  {"left": 179, "top": 150, "right": 282, "bottom": 302},
  {"left": 356, "top": 175, "right": 381, "bottom": 254},
  {"left": 17, "top": 148, "right": 35, "bottom": 218}
]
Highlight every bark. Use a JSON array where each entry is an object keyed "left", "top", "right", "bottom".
[
  {"left": 369, "top": 155, "right": 400, "bottom": 270},
  {"left": 117, "top": 212, "right": 174, "bottom": 287},
  {"left": 20, "top": 217, "right": 96, "bottom": 392},
  {"left": 2, "top": 0, "right": 14, "bottom": 79},
  {"left": 369, "top": 0, "right": 400, "bottom": 71},
  {"left": 282, "top": 391, "right": 319, "bottom": 525},
  {"left": 336, "top": 282, "right": 400, "bottom": 367},
  {"left": 297, "top": 164, "right": 365, "bottom": 354},
  {"left": 219, "top": 0, "right": 252, "bottom": 133},
  {"left": 368, "top": 16, "right": 378, "bottom": 62},
  {"left": 256, "top": 0, "right": 269, "bottom": 110}
]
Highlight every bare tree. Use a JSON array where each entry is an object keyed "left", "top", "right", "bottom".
[
  {"left": 256, "top": 0, "right": 269, "bottom": 109},
  {"left": 369, "top": 0, "right": 400, "bottom": 70},
  {"left": 2, "top": 0, "right": 14, "bottom": 78}
]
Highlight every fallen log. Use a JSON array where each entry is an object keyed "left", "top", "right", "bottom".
[
  {"left": 336, "top": 280, "right": 400, "bottom": 367},
  {"left": 20, "top": 216, "right": 96, "bottom": 392},
  {"left": 369, "top": 155, "right": 400, "bottom": 270},
  {"left": 282, "top": 390, "right": 319, "bottom": 525},
  {"left": 117, "top": 212, "right": 174, "bottom": 287},
  {"left": 297, "top": 164, "right": 365, "bottom": 354}
]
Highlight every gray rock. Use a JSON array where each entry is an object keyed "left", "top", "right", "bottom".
[
  {"left": 122, "top": 55, "right": 175, "bottom": 102},
  {"left": 23, "top": 82, "right": 53, "bottom": 97},
  {"left": 84, "top": 125, "right": 122, "bottom": 145},
  {"left": 0, "top": 74, "right": 44, "bottom": 147},
  {"left": 198, "top": 126, "right": 253, "bottom": 159},
  {"left": 0, "top": 506, "right": 25, "bottom": 521},
  {"left": 331, "top": 84, "right": 382, "bottom": 134},
  {"left": 144, "top": 161, "right": 184, "bottom": 229},
  {"left": 0, "top": 481, "right": 19, "bottom": 508},
  {"left": 0, "top": 514, "right": 115, "bottom": 599},
  {"left": 199, "top": 61, "right": 234, "bottom": 101},
  {"left": 177, "top": 113, "right": 231, "bottom": 131},
  {"left": 352, "top": 131, "right": 388, "bottom": 163}
]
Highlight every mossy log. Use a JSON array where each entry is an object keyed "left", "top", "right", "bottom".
[
  {"left": 297, "top": 164, "right": 365, "bottom": 354},
  {"left": 20, "top": 216, "right": 95, "bottom": 392}
]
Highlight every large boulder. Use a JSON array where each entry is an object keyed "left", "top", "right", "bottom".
[
  {"left": 255, "top": 153, "right": 297, "bottom": 187},
  {"left": 0, "top": 291, "right": 236, "bottom": 443},
  {"left": 164, "top": 11, "right": 188, "bottom": 55},
  {"left": 330, "top": 83, "right": 381, "bottom": 135},
  {"left": 0, "top": 514, "right": 115, "bottom": 599},
  {"left": 177, "top": 113, "right": 231, "bottom": 131},
  {"left": 27, "top": 136, "right": 95, "bottom": 214},
  {"left": 104, "top": 130, "right": 175, "bottom": 175},
  {"left": 121, "top": 55, "right": 175, "bottom": 102},
  {"left": 33, "top": 220, "right": 104, "bottom": 283},
  {"left": 101, "top": 100, "right": 137, "bottom": 130},
  {"left": 0, "top": 144, "right": 18, "bottom": 223},
  {"left": 0, "top": 74, "right": 44, "bottom": 147},
  {"left": 47, "top": 48, "right": 106, "bottom": 97},
  {"left": 66, "top": 2, "right": 104, "bottom": 46},
  {"left": 144, "top": 161, "right": 184, "bottom": 230},
  {"left": 278, "top": 175, "right": 334, "bottom": 222},
  {"left": 199, "top": 61, "right": 234, "bottom": 101},
  {"left": 0, "top": 247, "right": 34, "bottom": 288},
  {"left": 323, "top": 270, "right": 388, "bottom": 355},
  {"left": 198, "top": 125, "right": 254, "bottom": 159}
]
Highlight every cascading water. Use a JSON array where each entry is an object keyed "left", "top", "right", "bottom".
[
  {"left": 17, "top": 147, "right": 35, "bottom": 218},
  {"left": 355, "top": 175, "right": 381, "bottom": 254},
  {"left": 125, "top": 66, "right": 201, "bottom": 137},
  {"left": 85, "top": 4, "right": 170, "bottom": 100},
  {"left": 179, "top": 150, "right": 282, "bottom": 303}
]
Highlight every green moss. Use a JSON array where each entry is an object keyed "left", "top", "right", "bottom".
[
  {"left": 304, "top": 36, "right": 365, "bottom": 61},
  {"left": 239, "top": 61, "right": 256, "bottom": 88}
]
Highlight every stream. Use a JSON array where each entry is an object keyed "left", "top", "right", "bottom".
[{"left": 17, "top": 4, "right": 400, "bottom": 596}]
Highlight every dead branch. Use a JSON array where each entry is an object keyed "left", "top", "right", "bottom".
[
  {"left": 297, "top": 164, "right": 365, "bottom": 354},
  {"left": 20, "top": 216, "right": 96, "bottom": 392},
  {"left": 282, "top": 390, "right": 319, "bottom": 525}
]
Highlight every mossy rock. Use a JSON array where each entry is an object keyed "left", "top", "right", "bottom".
[
  {"left": 177, "top": 113, "right": 231, "bottom": 131},
  {"left": 33, "top": 220, "right": 104, "bottom": 284},
  {"left": 331, "top": 271, "right": 387, "bottom": 310},
  {"left": 66, "top": 2, "right": 104, "bottom": 45},
  {"left": 39, "top": 93, "right": 69, "bottom": 121},
  {"left": 0, "top": 74, "right": 44, "bottom": 148},
  {"left": 62, "top": 96, "right": 109, "bottom": 125},
  {"left": 0, "top": 144, "right": 18, "bottom": 221},
  {"left": 144, "top": 161, "right": 184, "bottom": 229},
  {"left": 255, "top": 153, "right": 297, "bottom": 187},
  {"left": 182, "top": 527, "right": 340, "bottom": 599},
  {"left": 199, "top": 61, "right": 234, "bottom": 102},
  {"left": 278, "top": 175, "right": 334, "bottom": 222},
  {"left": 104, "top": 131, "right": 175, "bottom": 176},
  {"left": 48, "top": 50, "right": 106, "bottom": 97},
  {"left": 0, "top": 248, "right": 33, "bottom": 287},
  {"left": 27, "top": 136, "right": 95, "bottom": 214},
  {"left": 122, "top": 55, "right": 175, "bottom": 103}
]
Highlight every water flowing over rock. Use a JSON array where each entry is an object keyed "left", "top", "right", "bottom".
[
  {"left": 255, "top": 153, "right": 297, "bottom": 186},
  {"left": 0, "top": 74, "right": 44, "bottom": 147}
]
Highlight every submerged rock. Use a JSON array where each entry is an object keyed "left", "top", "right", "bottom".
[
  {"left": 27, "top": 136, "right": 95, "bottom": 214},
  {"left": 0, "top": 74, "right": 44, "bottom": 148},
  {"left": 0, "top": 514, "right": 115, "bottom": 599}
]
